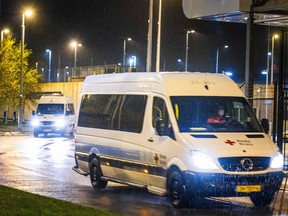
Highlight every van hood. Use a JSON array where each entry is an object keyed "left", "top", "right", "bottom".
[{"left": 183, "top": 133, "right": 278, "bottom": 158}]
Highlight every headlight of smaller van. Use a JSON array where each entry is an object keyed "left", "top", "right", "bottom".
[
  {"left": 55, "top": 119, "right": 66, "bottom": 128},
  {"left": 190, "top": 151, "right": 218, "bottom": 170},
  {"left": 31, "top": 119, "right": 40, "bottom": 127},
  {"left": 270, "top": 152, "right": 284, "bottom": 169}
]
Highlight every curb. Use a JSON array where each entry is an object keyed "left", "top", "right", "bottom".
[{"left": 0, "top": 130, "right": 31, "bottom": 136}]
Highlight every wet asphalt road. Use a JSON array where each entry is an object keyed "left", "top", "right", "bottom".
[{"left": 0, "top": 133, "right": 288, "bottom": 216}]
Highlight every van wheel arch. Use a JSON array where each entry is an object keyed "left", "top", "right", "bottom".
[{"left": 166, "top": 166, "right": 188, "bottom": 208}]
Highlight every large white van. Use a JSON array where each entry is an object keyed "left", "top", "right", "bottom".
[
  {"left": 73, "top": 72, "right": 284, "bottom": 207},
  {"left": 31, "top": 93, "right": 75, "bottom": 137}
]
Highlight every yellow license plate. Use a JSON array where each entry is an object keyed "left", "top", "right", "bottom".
[{"left": 236, "top": 185, "right": 261, "bottom": 193}]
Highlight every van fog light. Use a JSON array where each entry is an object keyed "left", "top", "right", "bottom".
[{"left": 191, "top": 151, "right": 218, "bottom": 170}]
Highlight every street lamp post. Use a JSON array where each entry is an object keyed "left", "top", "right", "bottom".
[
  {"left": 185, "top": 30, "right": 195, "bottom": 71},
  {"left": 1, "top": 28, "right": 9, "bottom": 45},
  {"left": 156, "top": 0, "right": 162, "bottom": 72},
  {"left": 71, "top": 41, "right": 82, "bottom": 76},
  {"left": 123, "top": 37, "right": 131, "bottom": 72},
  {"left": 271, "top": 34, "right": 279, "bottom": 85},
  {"left": 146, "top": 0, "right": 153, "bottom": 72},
  {"left": 46, "top": 49, "right": 51, "bottom": 82},
  {"left": 18, "top": 9, "right": 32, "bottom": 129},
  {"left": 216, "top": 45, "right": 228, "bottom": 73}
]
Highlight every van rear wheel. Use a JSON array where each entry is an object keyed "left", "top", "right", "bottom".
[
  {"left": 167, "top": 170, "right": 187, "bottom": 208},
  {"left": 89, "top": 158, "right": 108, "bottom": 189}
]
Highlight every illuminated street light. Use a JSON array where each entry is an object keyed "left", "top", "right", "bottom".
[
  {"left": 185, "top": 29, "right": 195, "bottom": 71},
  {"left": 65, "top": 66, "right": 69, "bottom": 82},
  {"left": 122, "top": 37, "right": 131, "bottom": 72},
  {"left": 46, "top": 49, "right": 51, "bottom": 82},
  {"left": 18, "top": 9, "right": 33, "bottom": 129},
  {"left": 271, "top": 34, "right": 279, "bottom": 84},
  {"left": 1, "top": 28, "right": 10, "bottom": 45},
  {"left": 216, "top": 44, "right": 228, "bottom": 73},
  {"left": 129, "top": 56, "right": 137, "bottom": 69},
  {"left": 70, "top": 41, "right": 82, "bottom": 76},
  {"left": 224, "top": 71, "right": 233, "bottom": 76}
]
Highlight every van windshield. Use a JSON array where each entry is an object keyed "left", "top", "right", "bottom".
[
  {"left": 170, "top": 96, "right": 262, "bottom": 133},
  {"left": 36, "top": 104, "right": 64, "bottom": 115}
]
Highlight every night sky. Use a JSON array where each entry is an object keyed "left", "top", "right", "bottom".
[{"left": 0, "top": 0, "right": 282, "bottom": 83}]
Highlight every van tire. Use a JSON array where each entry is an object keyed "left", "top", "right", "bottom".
[
  {"left": 250, "top": 190, "right": 275, "bottom": 206},
  {"left": 89, "top": 158, "right": 108, "bottom": 189},
  {"left": 33, "top": 131, "right": 39, "bottom": 138},
  {"left": 167, "top": 170, "right": 187, "bottom": 208}
]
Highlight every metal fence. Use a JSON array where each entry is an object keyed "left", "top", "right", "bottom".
[{"left": 249, "top": 84, "right": 287, "bottom": 169}]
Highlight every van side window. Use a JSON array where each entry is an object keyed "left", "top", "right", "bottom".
[
  {"left": 112, "top": 95, "right": 147, "bottom": 133},
  {"left": 153, "top": 97, "right": 174, "bottom": 138},
  {"left": 78, "top": 94, "right": 147, "bottom": 133}
]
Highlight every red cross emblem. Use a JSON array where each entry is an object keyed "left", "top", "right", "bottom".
[
  {"left": 154, "top": 153, "right": 159, "bottom": 164},
  {"left": 225, "top": 139, "right": 236, "bottom": 146}
]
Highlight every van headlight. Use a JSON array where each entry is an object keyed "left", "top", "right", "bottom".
[
  {"left": 190, "top": 151, "right": 218, "bottom": 170},
  {"left": 270, "top": 152, "right": 284, "bottom": 169},
  {"left": 55, "top": 119, "right": 66, "bottom": 128},
  {"left": 31, "top": 119, "right": 40, "bottom": 127}
]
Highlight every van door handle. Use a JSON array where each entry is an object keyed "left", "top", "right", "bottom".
[{"left": 148, "top": 138, "right": 154, "bottom": 142}]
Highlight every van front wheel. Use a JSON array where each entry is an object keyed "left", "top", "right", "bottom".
[
  {"left": 167, "top": 170, "right": 187, "bottom": 208},
  {"left": 250, "top": 190, "right": 276, "bottom": 206},
  {"left": 89, "top": 158, "right": 108, "bottom": 189},
  {"left": 33, "top": 131, "right": 39, "bottom": 138}
]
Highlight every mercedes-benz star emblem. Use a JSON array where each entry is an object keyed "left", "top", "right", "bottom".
[{"left": 240, "top": 158, "right": 253, "bottom": 171}]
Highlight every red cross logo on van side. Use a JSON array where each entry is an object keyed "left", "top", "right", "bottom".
[
  {"left": 225, "top": 139, "right": 236, "bottom": 146},
  {"left": 154, "top": 153, "right": 159, "bottom": 164}
]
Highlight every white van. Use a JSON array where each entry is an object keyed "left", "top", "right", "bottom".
[
  {"left": 73, "top": 72, "right": 284, "bottom": 207},
  {"left": 31, "top": 93, "right": 75, "bottom": 137}
]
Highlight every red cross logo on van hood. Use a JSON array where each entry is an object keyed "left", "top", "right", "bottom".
[{"left": 225, "top": 139, "right": 236, "bottom": 146}]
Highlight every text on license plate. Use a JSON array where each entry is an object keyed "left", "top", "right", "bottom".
[{"left": 236, "top": 185, "right": 261, "bottom": 193}]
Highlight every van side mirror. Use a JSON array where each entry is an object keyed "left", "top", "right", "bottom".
[
  {"left": 261, "top": 118, "right": 269, "bottom": 134},
  {"left": 32, "top": 110, "right": 35, "bottom": 116},
  {"left": 156, "top": 118, "right": 166, "bottom": 136}
]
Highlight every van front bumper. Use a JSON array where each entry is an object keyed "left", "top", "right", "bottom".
[{"left": 183, "top": 171, "right": 284, "bottom": 196}]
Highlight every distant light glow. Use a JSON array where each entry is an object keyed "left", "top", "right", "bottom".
[
  {"left": 177, "top": 59, "right": 182, "bottom": 62},
  {"left": 261, "top": 70, "right": 267, "bottom": 75},
  {"left": 25, "top": 10, "right": 33, "bottom": 17},
  {"left": 3, "top": 29, "right": 9, "bottom": 34},
  {"left": 224, "top": 71, "right": 233, "bottom": 76}
]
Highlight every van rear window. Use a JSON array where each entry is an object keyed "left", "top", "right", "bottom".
[{"left": 78, "top": 94, "right": 147, "bottom": 133}]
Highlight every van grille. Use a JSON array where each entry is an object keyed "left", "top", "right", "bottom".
[
  {"left": 41, "top": 121, "right": 53, "bottom": 126},
  {"left": 218, "top": 157, "right": 270, "bottom": 172}
]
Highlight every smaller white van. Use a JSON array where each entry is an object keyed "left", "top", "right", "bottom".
[
  {"left": 31, "top": 93, "right": 75, "bottom": 137},
  {"left": 73, "top": 72, "right": 284, "bottom": 208}
]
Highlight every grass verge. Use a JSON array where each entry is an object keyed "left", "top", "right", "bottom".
[{"left": 0, "top": 185, "right": 118, "bottom": 216}]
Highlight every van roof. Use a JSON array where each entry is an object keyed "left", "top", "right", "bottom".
[
  {"left": 82, "top": 72, "right": 244, "bottom": 97},
  {"left": 39, "top": 94, "right": 73, "bottom": 104}
]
